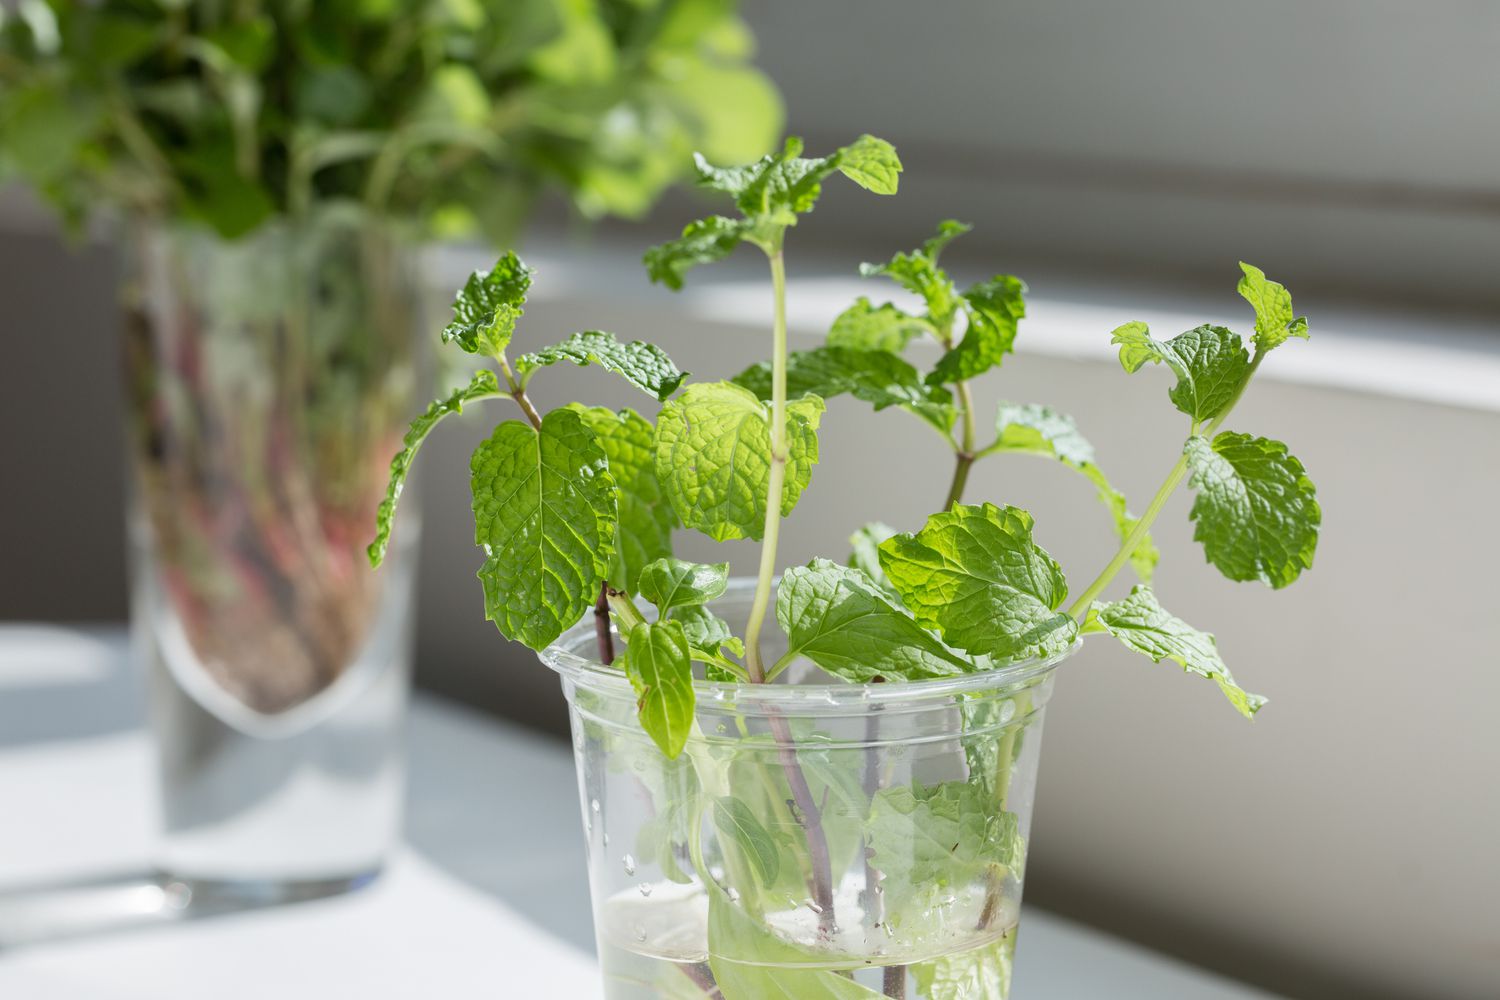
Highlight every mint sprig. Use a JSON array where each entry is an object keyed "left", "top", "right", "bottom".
[{"left": 372, "top": 147, "right": 1327, "bottom": 992}]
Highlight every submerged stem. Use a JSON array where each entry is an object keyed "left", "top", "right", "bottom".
[{"left": 743, "top": 247, "right": 789, "bottom": 682}]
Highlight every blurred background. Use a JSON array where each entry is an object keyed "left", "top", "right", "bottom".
[{"left": 3, "top": 2, "right": 1498, "bottom": 999}]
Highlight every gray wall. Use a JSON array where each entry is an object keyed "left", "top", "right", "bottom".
[{"left": 739, "top": 0, "right": 1500, "bottom": 309}]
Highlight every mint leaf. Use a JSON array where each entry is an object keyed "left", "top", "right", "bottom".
[
  {"left": 1185, "top": 432, "right": 1320, "bottom": 588},
  {"left": 369, "top": 370, "right": 502, "bottom": 567},
  {"left": 867, "top": 780, "right": 1025, "bottom": 931},
  {"left": 638, "top": 558, "right": 730, "bottom": 612},
  {"left": 655, "top": 382, "right": 824, "bottom": 542},
  {"left": 776, "top": 559, "right": 972, "bottom": 682},
  {"left": 624, "top": 619, "right": 695, "bottom": 759},
  {"left": 672, "top": 605, "right": 745, "bottom": 659},
  {"left": 1112, "top": 322, "right": 1250, "bottom": 423},
  {"left": 986, "top": 402, "right": 1159, "bottom": 582},
  {"left": 861, "top": 247, "right": 961, "bottom": 328},
  {"left": 1092, "top": 585, "right": 1267, "bottom": 718},
  {"left": 929, "top": 274, "right": 1027, "bottom": 384},
  {"left": 732, "top": 346, "right": 954, "bottom": 434},
  {"left": 570, "top": 406, "right": 674, "bottom": 592},
  {"left": 441, "top": 252, "right": 534, "bottom": 356},
  {"left": 878, "top": 503, "right": 1078, "bottom": 662},
  {"left": 698, "top": 134, "right": 900, "bottom": 217},
  {"left": 833, "top": 133, "right": 902, "bottom": 195},
  {"left": 712, "top": 796, "right": 781, "bottom": 887},
  {"left": 643, "top": 215, "right": 751, "bottom": 290},
  {"left": 1237, "top": 262, "right": 1309, "bottom": 352},
  {"left": 827, "top": 297, "right": 929, "bottom": 353},
  {"left": 651, "top": 135, "right": 901, "bottom": 290},
  {"left": 919, "top": 218, "right": 973, "bottom": 261},
  {"left": 516, "top": 330, "right": 687, "bottom": 401},
  {"left": 912, "top": 935, "right": 1015, "bottom": 1000},
  {"left": 848, "top": 521, "right": 898, "bottom": 596},
  {"left": 470, "top": 409, "right": 616, "bottom": 650},
  {"left": 708, "top": 893, "right": 888, "bottom": 999}
]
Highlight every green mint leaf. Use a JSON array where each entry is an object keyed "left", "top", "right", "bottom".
[
  {"left": 860, "top": 246, "right": 961, "bottom": 328},
  {"left": 471, "top": 409, "right": 616, "bottom": 650},
  {"left": 832, "top": 133, "right": 902, "bottom": 195},
  {"left": 928, "top": 274, "right": 1027, "bottom": 384},
  {"left": 919, "top": 219, "right": 973, "bottom": 261},
  {"left": 912, "top": 935, "right": 1015, "bottom": 1000},
  {"left": 643, "top": 215, "right": 751, "bottom": 290},
  {"left": 776, "top": 559, "right": 972, "bottom": 683},
  {"left": 624, "top": 619, "right": 695, "bottom": 759},
  {"left": 879, "top": 503, "right": 1078, "bottom": 662},
  {"left": 368, "top": 370, "right": 503, "bottom": 567},
  {"left": 638, "top": 558, "right": 730, "bottom": 612},
  {"left": 1112, "top": 322, "right": 1250, "bottom": 422},
  {"left": 867, "top": 780, "right": 1025, "bottom": 931},
  {"left": 827, "top": 297, "right": 930, "bottom": 353},
  {"left": 664, "top": 135, "right": 901, "bottom": 289},
  {"left": 672, "top": 605, "right": 745, "bottom": 659},
  {"left": 986, "top": 402, "right": 1159, "bottom": 582},
  {"left": 441, "top": 251, "right": 534, "bottom": 355},
  {"left": 848, "top": 521, "right": 899, "bottom": 596},
  {"left": 516, "top": 330, "right": 688, "bottom": 401},
  {"left": 655, "top": 382, "right": 824, "bottom": 542},
  {"left": 1185, "top": 432, "right": 1320, "bottom": 589},
  {"left": 1237, "top": 262, "right": 1309, "bottom": 352},
  {"left": 732, "top": 346, "right": 955, "bottom": 434},
  {"left": 569, "top": 406, "right": 675, "bottom": 592},
  {"left": 712, "top": 796, "right": 781, "bottom": 887},
  {"left": 1093, "top": 585, "right": 1267, "bottom": 718},
  {"left": 708, "top": 892, "right": 888, "bottom": 999}
]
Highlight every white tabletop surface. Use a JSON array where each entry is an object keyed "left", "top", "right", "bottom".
[{"left": 0, "top": 624, "right": 1276, "bottom": 998}]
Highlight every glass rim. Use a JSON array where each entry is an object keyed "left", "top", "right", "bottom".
[{"left": 537, "top": 578, "right": 1078, "bottom": 713}]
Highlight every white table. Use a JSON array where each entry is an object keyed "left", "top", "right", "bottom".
[{"left": 0, "top": 625, "right": 1275, "bottom": 998}]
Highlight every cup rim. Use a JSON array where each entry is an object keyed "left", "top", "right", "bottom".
[{"left": 537, "top": 579, "right": 1079, "bottom": 712}]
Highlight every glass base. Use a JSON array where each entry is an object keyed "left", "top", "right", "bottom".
[{"left": 0, "top": 867, "right": 380, "bottom": 950}]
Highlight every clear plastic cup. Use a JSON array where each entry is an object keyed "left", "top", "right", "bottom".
[{"left": 542, "top": 579, "right": 1072, "bottom": 999}]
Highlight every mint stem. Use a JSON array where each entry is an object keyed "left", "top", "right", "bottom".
[
  {"left": 593, "top": 583, "right": 614, "bottom": 665},
  {"left": 734, "top": 242, "right": 839, "bottom": 937},
  {"left": 743, "top": 246, "right": 788, "bottom": 682},
  {"left": 1066, "top": 352, "right": 1264, "bottom": 620},
  {"left": 496, "top": 356, "right": 543, "bottom": 431},
  {"left": 942, "top": 336, "right": 978, "bottom": 510}
]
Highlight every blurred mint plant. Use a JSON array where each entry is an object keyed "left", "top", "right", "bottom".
[{"left": 0, "top": 0, "right": 782, "bottom": 239}]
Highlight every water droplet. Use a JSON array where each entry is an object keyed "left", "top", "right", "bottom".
[
  {"left": 940, "top": 895, "right": 957, "bottom": 908},
  {"left": 602, "top": 833, "right": 610, "bottom": 847},
  {"left": 635, "top": 925, "right": 648, "bottom": 942},
  {"left": 622, "top": 854, "right": 637, "bottom": 876},
  {"left": 726, "top": 887, "right": 740, "bottom": 903},
  {"left": 638, "top": 882, "right": 654, "bottom": 897},
  {"left": 805, "top": 899, "right": 823, "bottom": 914}
]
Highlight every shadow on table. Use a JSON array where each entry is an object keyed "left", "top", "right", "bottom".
[
  {"left": 404, "top": 695, "right": 595, "bottom": 954},
  {"left": 0, "top": 626, "right": 143, "bottom": 748}
]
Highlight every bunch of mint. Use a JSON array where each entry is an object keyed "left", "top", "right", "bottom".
[
  {"left": 369, "top": 134, "right": 1321, "bottom": 759},
  {"left": 0, "top": 0, "right": 780, "bottom": 239}
]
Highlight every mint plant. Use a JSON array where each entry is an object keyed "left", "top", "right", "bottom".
[{"left": 370, "top": 135, "right": 1321, "bottom": 999}]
